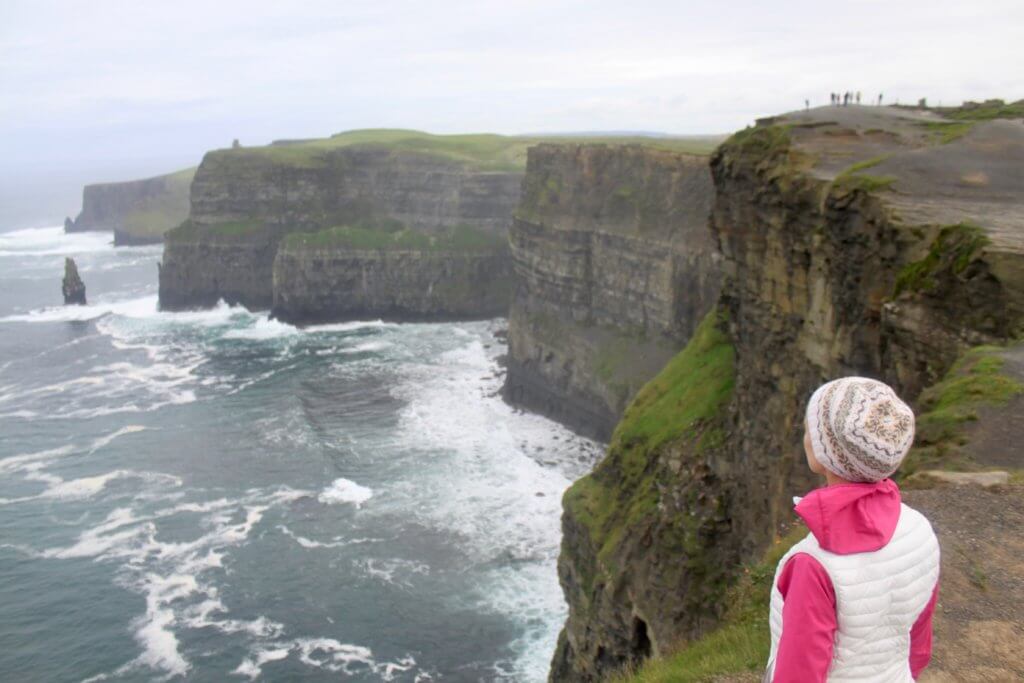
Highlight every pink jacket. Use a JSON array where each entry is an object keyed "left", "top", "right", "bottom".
[{"left": 772, "top": 479, "right": 939, "bottom": 682}]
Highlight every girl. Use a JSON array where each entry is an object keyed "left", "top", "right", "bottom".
[{"left": 766, "top": 377, "right": 940, "bottom": 682}]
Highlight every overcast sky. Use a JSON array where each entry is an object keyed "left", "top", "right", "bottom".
[{"left": 1, "top": 0, "right": 1022, "bottom": 224}]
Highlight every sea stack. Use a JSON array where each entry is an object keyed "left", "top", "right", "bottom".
[{"left": 62, "top": 257, "right": 86, "bottom": 305}]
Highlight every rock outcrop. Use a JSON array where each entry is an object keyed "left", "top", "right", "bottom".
[
  {"left": 65, "top": 168, "right": 195, "bottom": 245},
  {"left": 504, "top": 144, "right": 718, "bottom": 440},
  {"left": 552, "top": 104, "right": 1024, "bottom": 681},
  {"left": 62, "top": 257, "right": 86, "bottom": 305},
  {"left": 158, "top": 136, "right": 524, "bottom": 314}
]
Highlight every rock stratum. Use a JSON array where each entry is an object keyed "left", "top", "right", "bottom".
[
  {"left": 158, "top": 131, "right": 526, "bottom": 318},
  {"left": 504, "top": 143, "right": 719, "bottom": 440},
  {"left": 551, "top": 102, "right": 1024, "bottom": 681},
  {"left": 271, "top": 226, "right": 514, "bottom": 324},
  {"left": 65, "top": 168, "right": 195, "bottom": 245}
]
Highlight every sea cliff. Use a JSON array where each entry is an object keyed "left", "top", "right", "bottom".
[
  {"left": 504, "top": 144, "right": 719, "bottom": 440},
  {"left": 551, "top": 104, "right": 1024, "bottom": 681},
  {"left": 158, "top": 132, "right": 525, "bottom": 314},
  {"left": 65, "top": 168, "right": 195, "bottom": 245},
  {"left": 271, "top": 226, "right": 513, "bottom": 324}
]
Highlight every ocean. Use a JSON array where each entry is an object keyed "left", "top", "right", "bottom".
[{"left": 0, "top": 226, "right": 601, "bottom": 682}]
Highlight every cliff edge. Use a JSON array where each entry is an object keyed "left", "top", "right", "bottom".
[{"left": 552, "top": 102, "right": 1024, "bottom": 681}]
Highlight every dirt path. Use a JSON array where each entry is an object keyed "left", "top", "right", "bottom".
[{"left": 907, "top": 484, "right": 1024, "bottom": 682}]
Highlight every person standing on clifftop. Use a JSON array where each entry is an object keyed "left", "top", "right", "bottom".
[{"left": 764, "top": 378, "right": 940, "bottom": 683}]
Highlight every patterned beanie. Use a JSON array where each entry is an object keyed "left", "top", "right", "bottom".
[{"left": 805, "top": 377, "right": 916, "bottom": 482}]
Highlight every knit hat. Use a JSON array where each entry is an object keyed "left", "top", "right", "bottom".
[{"left": 805, "top": 377, "right": 915, "bottom": 482}]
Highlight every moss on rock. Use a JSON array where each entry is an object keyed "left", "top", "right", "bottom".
[
  {"left": 614, "top": 525, "right": 806, "bottom": 683},
  {"left": 902, "top": 345, "right": 1023, "bottom": 477},
  {"left": 894, "top": 222, "right": 990, "bottom": 296},
  {"left": 563, "top": 308, "right": 736, "bottom": 583}
]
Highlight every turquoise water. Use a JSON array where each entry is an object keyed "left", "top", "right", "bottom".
[{"left": 0, "top": 226, "right": 600, "bottom": 682}]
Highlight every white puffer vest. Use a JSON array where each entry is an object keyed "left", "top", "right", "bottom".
[{"left": 765, "top": 503, "right": 940, "bottom": 682}]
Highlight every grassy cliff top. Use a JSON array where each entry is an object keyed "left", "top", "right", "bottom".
[
  {"left": 118, "top": 167, "right": 195, "bottom": 239},
  {"left": 210, "top": 129, "right": 723, "bottom": 172},
  {"left": 281, "top": 222, "right": 508, "bottom": 252}
]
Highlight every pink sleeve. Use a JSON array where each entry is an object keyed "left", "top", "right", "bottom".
[
  {"left": 772, "top": 552, "right": 836, "bottom": 683},
  {"left": 909, "top": 581, "right": 939, "bottom": 679}
]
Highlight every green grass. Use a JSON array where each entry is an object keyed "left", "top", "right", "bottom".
[
  {"left": 613, "top": 310, "right": 735, "bottom": 454},
  {"left": 213, "top": 129, "right": 722, "bottom": 172},
  {"left": 840, "top": 154, "right": 890, "bottom": 174},
  {"left": 919, "top": 120, "right": 976, "bottom": 144},
  {"left": 832, "top": 155, "right": 896, "bottom": 193},
  {"left": 893, "top": 222, "right": 990, "bottom": 296},
  {"left": 614, "top": 525, "right": 807, "bottom": 683},
  {"left": 564, "top": 309, "right": 735, "bottom": 574},
  {"left": 901, "top": 345, "right": 1023, "bottom": 477},
  {"left": 833, "top": 173, "right": 896, "bottom": 193},
  {"left": 283, "top": 222, "right": 507, "bottom": 252},
  {"left": 939, "top": 99, "right": 1024, "bottom": 122},
  {"left": 916, "top": 99, "right": 1024, "bottom": 144},
  {"left": 119, "top": 167, "right": 195, "bottom": 238},
  {"left": 725, "top": 124, "right": 792, "bottom": 157}
]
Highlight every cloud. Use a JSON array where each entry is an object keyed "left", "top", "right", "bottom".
[{"left": 0, "top": 0, "right": 1022, "bottom": 175}]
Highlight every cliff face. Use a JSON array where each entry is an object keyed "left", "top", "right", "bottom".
[
  {"left": 159, "top": 142, "right": 522, "bottom": 312},
  {"left": 271, "top": 233, "right": 513, "bottom": 324},
  {"left": 159, "top": 225, "right": 283, "bottom": 310},
  {"left": 504, "top": 144, "right": 718, "bottom": 440},
  {"left": 66, "top": 168, "right": 194, "bottom": 245},
  {"left": 552, "top": 106, "right": 1024, "bottom": 681}
]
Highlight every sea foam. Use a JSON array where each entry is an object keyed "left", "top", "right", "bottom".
[{"left": 318, "top": 477, "right": 373, "bottom": 507}]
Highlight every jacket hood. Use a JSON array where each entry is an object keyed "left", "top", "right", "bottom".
[{"left": 794, "top": 478, "right": 902, "bottom": 554}]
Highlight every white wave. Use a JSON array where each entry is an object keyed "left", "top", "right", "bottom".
[
  {"left": 133, "top": 573, "right": 196, "bottom": 677},
  {"left": 222, "top": 316, "right": 299, "bottom": 340},
  {"left": 232, "top": 646, "right": 291, "bottom": 679},
  {"left": 0, "top": 225, "right": 113, "bottom": 257},
  {"left": 182, "top": 599, "right": 283, "bottom": 638},
  {"left": 318, "top": 477, "right": 373, "bottom": 508},
  {"left": 340, "top": 340, "right": 392, "bottom": 354},
  {"left": 222, "top": 315, "right": 395, "bottom": 341},
  {"left": 0, "top": 444, "right": 74, "bottom": 475},
  {"left": 304, "top": 319, "right": 395, "bottom": 334},
  {"left": 89, "top": 425, "right": 147, "bottom": 453},
  {"left": 0, "top": 294, "right": 160, "bottom": 324},
  {"left": 232, "top": 640, "right": 417, "bottom": 681},
  {"left": 388, "top": 322, "right": 602, "bottom": 681},
  {"left": 31, "top": 486, "right": 311, "bottom": 678},
  {"left": 278, "top": 525, "right": 347, "bottom": 549},
  {"left": 277, "top": 525, "right": 379, "bottom": 550},
  {"left": 15, "top": 469, "right": 180, "bottom": 504},
  {"left": 0, "top": 340, "right": 203, "bottom": 419},
  {"left": 0, "top": 295, "right": 251, "bottom": 328},
  {"left": 354, "top": 558, "right": 430, "bottom": 588}
]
